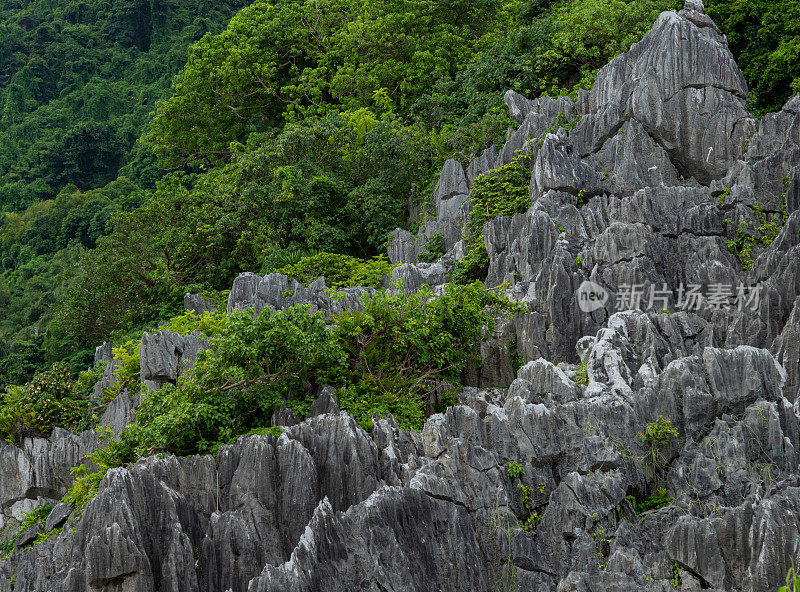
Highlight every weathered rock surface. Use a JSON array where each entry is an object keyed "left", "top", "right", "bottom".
[
  {"left": 0, "top": 428, "right": 97, "bottom": 517},
  {"left": 184, "top": 292, "right": 217, "bottom": 314},
  {"left": 140, "top": 329, "right": 208, "bottom": 390},
  {"left": 227, "top": 272, "right": 374, "bottom": 318}
]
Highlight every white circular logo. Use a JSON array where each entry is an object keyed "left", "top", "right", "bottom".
[{"left": 576, "top": 280, "right": 609, "bottom": 313}]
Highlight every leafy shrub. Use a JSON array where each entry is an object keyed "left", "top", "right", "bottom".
[
  {"left": 725, "top": 219, "right": 757, "bottom": 270},
  {"left": 0, "top": 502, "right": 54, "bottom": 555},
  {"left": 332, "top": 283, "right": 520, "bottom": 430},
  {"left": 418, "top": 233, "right": 445, "bottom": 263},
  {"left": 163, "top": 311, "right": 229, "bottom": 338},
  {"left": 83, "top": 282, "right": 520, "bottom": 463},
  {"left": 453, "top": 158, "right": 531, "bottom": 284},
  {"left": 638, "top": 415, "right": 679, "bottom": 475},
  {"left": 506, "top": 461, "right": 524, "bottom": 479},
  {"left": 626, "top": 486, "right": 671, "bottom": 514},
  {"left": 0, "top": 363, "right": 101, "bottom": 443},
  {"left": 575, "top": 356, "right": 589, "bottom": 386},
  {"left": 19, "top": 503, "right": 51, "bottom": 531},
  {"left": 779, "top": 563, "right": 800, "bottom": 592},
  {"left": 706, "top": 0, "right": 800, "bottom": 116},
  {"left": 100, "top": 338, "right": 142, "bottom": 403},
  {"left": 276, "top": 252, "right": 393, "bottom": 289}
]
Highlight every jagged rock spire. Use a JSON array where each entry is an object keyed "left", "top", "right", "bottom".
[{"left": 683, "top": 0, "right": 705, "bottom": 13}]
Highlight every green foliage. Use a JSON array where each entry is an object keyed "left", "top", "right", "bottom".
[
  {"left": 0, "top": 501, "right": 54, "bottom": 555},
  {"left": 418, "top": 233, "right": 445, "bottom": 263},
  {"left": 706, "top": 0, "right": 800, "bottom": 116},
  {"left": 0, "top": 0, "right": 248, "bottom": 368},
  {"left": 84, "top": 282, "right": 519, "bottom": 463},
  {"left": 726, "top": 219, "right": 757, "bottom": 270},
  {"left": 626, "top": 486, "right": 672, "bottom": 514},
  {"left": 718, "top": 186, "right": 732, "bottom": 208},
  {"left": 163, "top": 310, "right": 229, "bottom": 338},
  {"left": 63, "top": 465, "right": 106, "bottom": 518},
  {"left": 454, "top": 158, "right": 531, "bottom": 283},
  {"left": 32, "top": 526, "right": 62, "bottom": 546},
  {"left": 779, "top": 562, "right": 800, "bottom": 592},
  {"left": 575, "top": 356, "right": 589, "bottom": 386},
  {"left": 0, "top": 0, "right": 249, "bottom": 208},
  {"left": 144, "top": 0, "right": 514, "bottom": 164},
  {"left": 725, "top": 196, "right": 788, "bottom": 270},
  {"left": 19, "top": 503, "right": 51, "bottom": 531},
  {"left": 0, "top": 363, "right": 102, "bottom": 443},
  {"left": 638, "top": 416, "right": 679, "bottom": 475},
  {"left": 671, "top": 560, "right": 682, "bottom": 588},
  {"left": 276, "top": 253, "right": 393, "bottom": 288},
  {"left": 507, "top": 337, "right": 524, "bottom": 375},
  {"left": 239, "top": 426, "right": 284, "bottom": 439},
  {"left": 62, "top": 436, "right": 123, "bottom": 518},
  {"left": 756, "top": 200, "right": 789, "bottom": 247},
  {"left": 101, "top": 339, "right": 142, "bottom": 403},
  {"left": 332, "top": 282, "right": 520, "bottom": 430},
  {"left": 506, "top": 460, "right": 524, "bottom": 479}
]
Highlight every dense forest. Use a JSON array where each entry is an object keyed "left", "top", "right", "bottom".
[{"left": 0, "top": 0, "right": 797, "bottom": 391}]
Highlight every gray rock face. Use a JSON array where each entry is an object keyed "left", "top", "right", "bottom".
[
  {"left": 531, "top": 130, "right": 610, "bottom": 201},
  {"left": 139, "top": 330, "right": 207, "bottom": 390},
  {"left": 14, "top": 524, "right": 41, "bottom": 549},
  {"left": 390, "top": 262, "right": 448, "bottom": 294},
  {"left": 93, "top": 341, "right": 113, "bottom": 365},
  {"left": 91, "top": 356, "right": 120, "bottom": 401},
  {"left": 100, "top": 389, "right": 140, "bottom": 434},
  {"left": 227, "top": 272, "right": 374, "bottom": 318},
  {"left": 0, "top": 428, "right": 97, "bottom": 514},
  {"left": 497, "top": 95, "right": 577, "bottom": 167},
  {"left": 772, "top": 296, "right": 800, "bottom": 401},
  {"left": 573, "top": 4, "right": 755, "bottom": 184},
  {"left": 184, "top": 292, "right": 217, "bottom": 314},
  {"left": 44, "top": 502, "right": 73, "bottom": 533},
  {"left": 434, "top": 159, "right": 469, "bottom": 222}
]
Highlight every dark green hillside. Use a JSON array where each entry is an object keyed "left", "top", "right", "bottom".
[{"left": 0, "top": 0, "right": 249, "bottom": 383}]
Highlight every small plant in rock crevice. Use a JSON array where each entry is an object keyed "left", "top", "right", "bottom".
[
  {"left": 506, "top": 461, "right": 524, "bottom": 479},
  {"left": 505, "top": 460, "right": 544, "bottom": 533},
  {"left": 638, "top": 415, "right": 679, "bottom": 477},
  {"left": 626, "top": 486, "right": 671, "bottom": 514},
  {"left": 724, "top": 182, "right": 789, "bottom": 269},
  {"left": 670, "top": 560, "right": 682, "bottom": 588},
  {"left": 575, "top": 355, "right": 589, "bottom": 386},
  {"left": 417, "top": 232, "right": 445, "bottom": 263}
]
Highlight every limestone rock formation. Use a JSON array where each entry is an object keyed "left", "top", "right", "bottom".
[{"left": 3, "top": 2, "right": 800, "bottom": 591}]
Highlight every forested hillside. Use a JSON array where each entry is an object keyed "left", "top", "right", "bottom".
[
  {"left": 0, "top": 0, "right": 797, "bottom": 388},
  {"left": 0, "top": 0, "right": 251, "bottom": 381}
]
